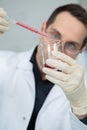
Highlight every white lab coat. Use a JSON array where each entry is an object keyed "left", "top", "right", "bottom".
[{"left": 0, "top": 48, "right": 87, "bottom": 130}]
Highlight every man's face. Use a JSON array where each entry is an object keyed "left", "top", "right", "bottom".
[{"left": 36, "top": 11, "right": 87, "bottom": 72}]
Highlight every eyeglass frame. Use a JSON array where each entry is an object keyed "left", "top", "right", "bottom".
[{"left": 44, "top": 29, "right": 84, "bottom": 56}]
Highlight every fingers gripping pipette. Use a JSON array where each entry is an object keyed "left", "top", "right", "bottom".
[{"left": 8, "top": 17, "right": 48, "bottom": 37}]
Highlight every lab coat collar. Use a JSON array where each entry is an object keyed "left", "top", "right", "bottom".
[{"left": 17, "top": 48, "right": 35, "bottom": 70}]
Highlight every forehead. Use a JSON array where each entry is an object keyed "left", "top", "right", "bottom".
[{"left": 47, "top": 12, "right": 87, "bottom": 44}]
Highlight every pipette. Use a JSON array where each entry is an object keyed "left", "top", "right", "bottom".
[
  {"left": 8, "top": 17, "right": 61, "bottom": 45},
  {"left": 9, "top": 17, "right": 48, "bottom": 37}
]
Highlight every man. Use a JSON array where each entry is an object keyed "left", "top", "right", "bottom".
[{"left": 0, "top": 3, "right": 87, "bottom": 130}]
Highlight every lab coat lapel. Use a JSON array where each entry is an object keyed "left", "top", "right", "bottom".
[
  {"left": 17, "top": 49, "right": 35, "bottom": 88},
  {"left": 12, "top": 50, "right": 36, "bottom": 129}
]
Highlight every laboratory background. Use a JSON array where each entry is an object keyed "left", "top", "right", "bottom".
[{"left": 0, "top": 0, "right": 87, "bottom": 71}]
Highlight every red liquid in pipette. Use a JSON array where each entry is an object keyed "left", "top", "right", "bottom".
[{"left": 16, "top": 21, "right": 48, "bottom": 37}]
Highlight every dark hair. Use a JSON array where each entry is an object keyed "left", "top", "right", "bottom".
[{"left": 46, "top": 4, "right": 87, "bottom": 47}]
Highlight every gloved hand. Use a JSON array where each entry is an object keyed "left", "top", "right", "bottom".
[
  {"left": 0, "top": 8, "right": 9, "bottom": 34},
  {"left": 42, "top": 50, "right": 87, "bottom": 116}
]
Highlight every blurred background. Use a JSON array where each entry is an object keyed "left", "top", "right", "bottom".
[{"left": 0, "top": 0, "right": 87, "bottom": 70}]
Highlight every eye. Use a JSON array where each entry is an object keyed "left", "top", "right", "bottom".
[
  {"left": 49, "top": 32, "right": 60, "bottom": 41},
  {"left": 53, "top": 33, "right": 60, "bottom": 40},
  {"left": 65, "top": 42, "right": 76, "bottom": 51}
]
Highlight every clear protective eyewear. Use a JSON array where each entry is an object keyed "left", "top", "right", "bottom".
[{"left": 45, "top": 31, "right": 82, "bottom": 56}]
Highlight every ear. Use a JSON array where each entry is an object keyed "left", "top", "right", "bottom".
[
  {"left": 38, "top": 21, "right": 47, "bottom": 40},
  {"left": 80, "top": 45, "right": 86, "bottom": 53},
  {"left": 40, "top": 21, "right": 47, "bottom": 32}
]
